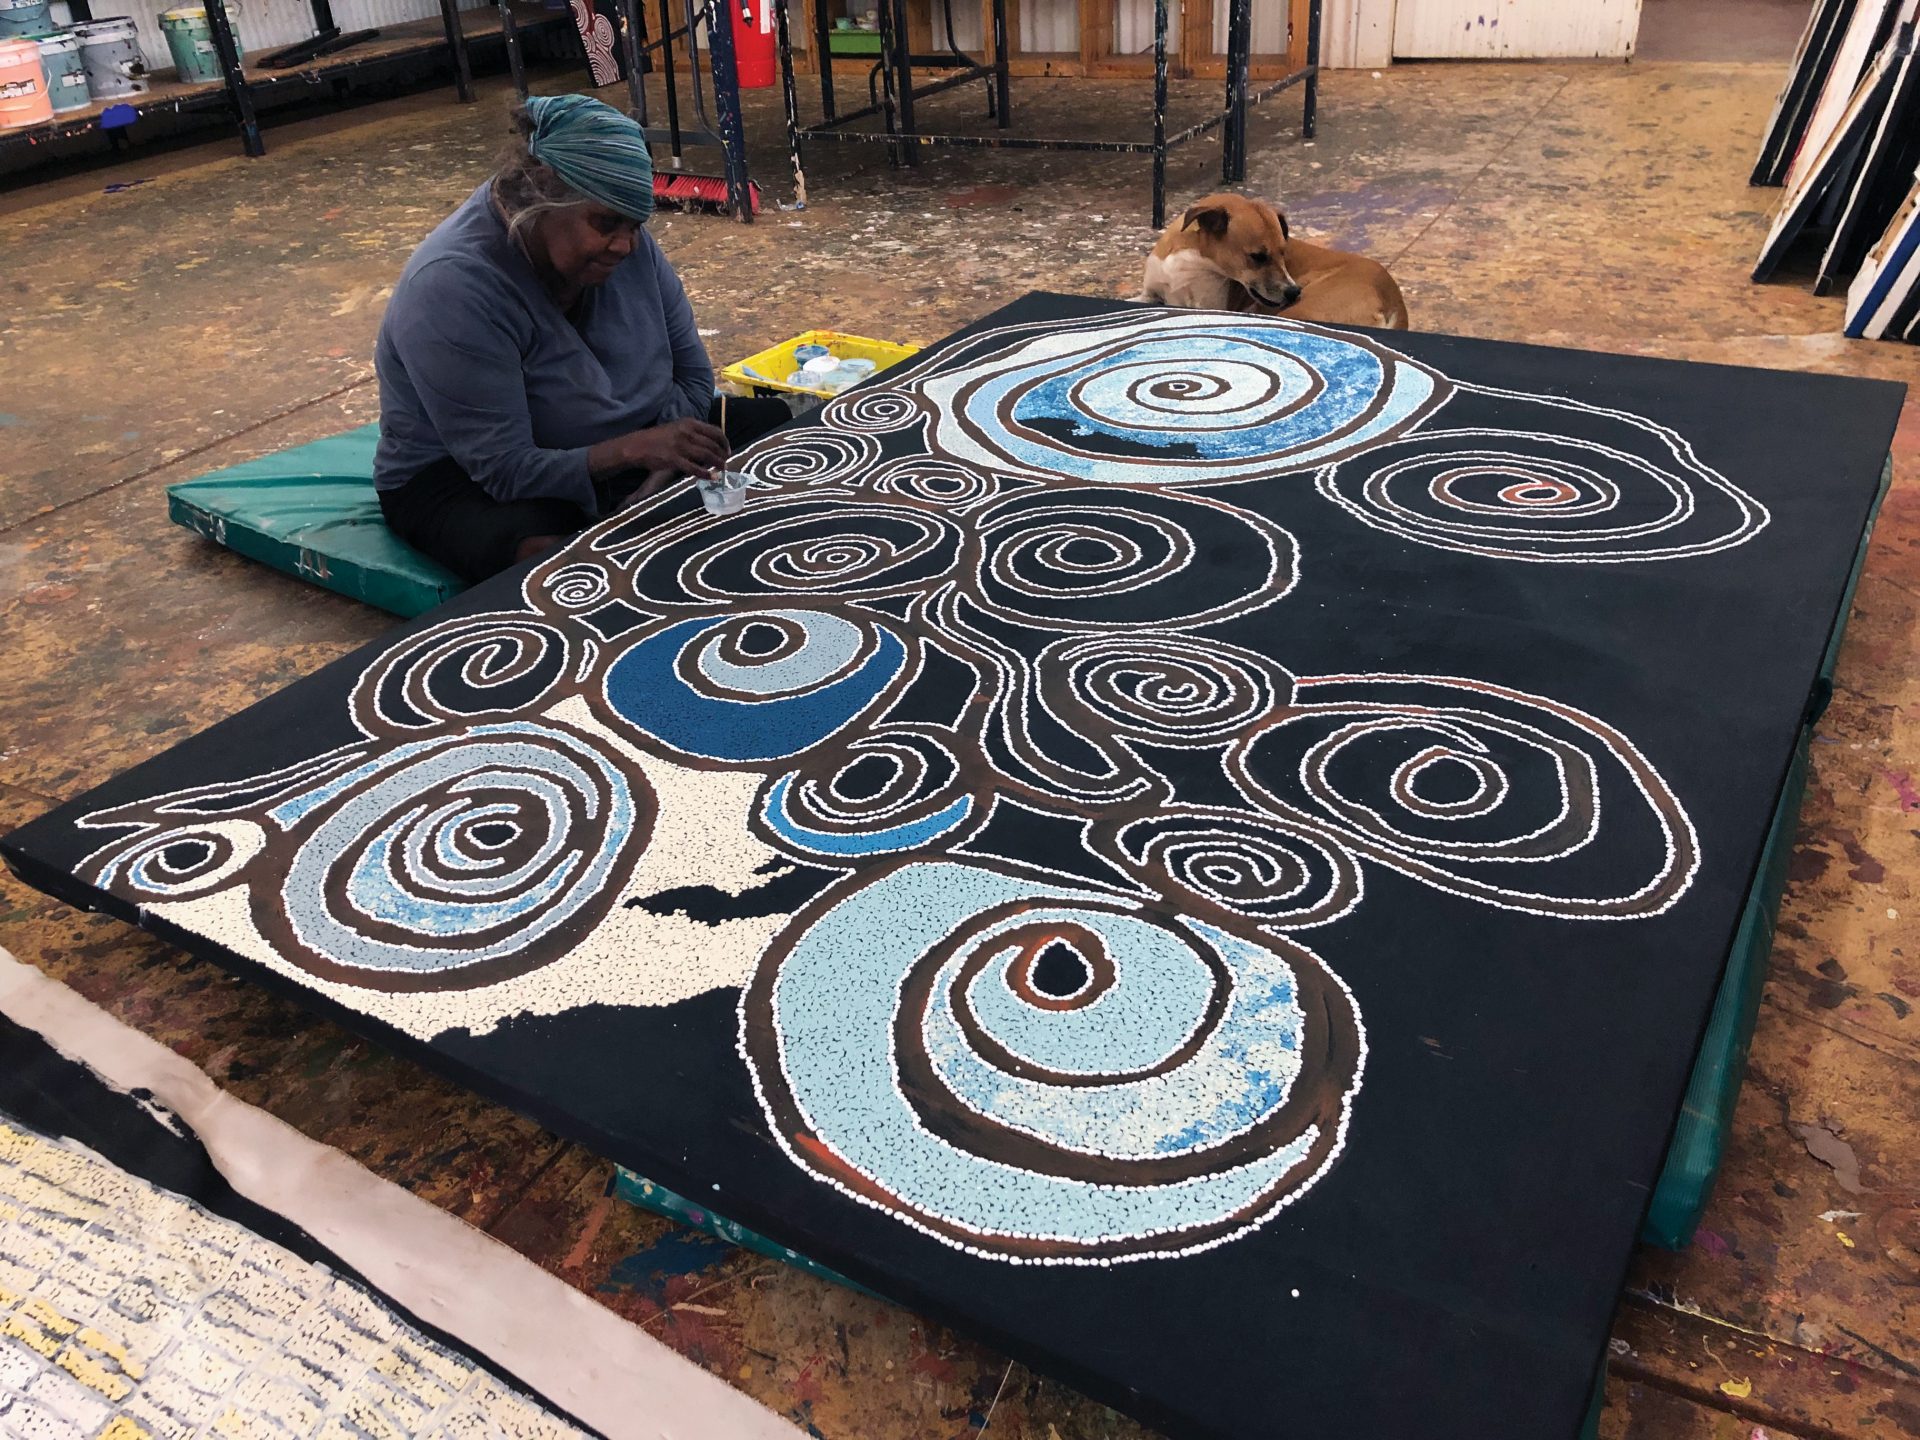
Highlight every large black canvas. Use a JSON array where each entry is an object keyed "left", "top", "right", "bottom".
[{"left": 2, "top": 294, "right": 1901, "bottom": 1439}]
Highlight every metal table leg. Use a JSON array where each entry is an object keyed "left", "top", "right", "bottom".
[
  {"left": 1222, "top": 0, "right": 1249, "bottom": 182},
  {"left": 499, "top": 0, "right": 527, "bottom": 97},
  {"left": 204, "top": 0, "right": 263, "bottom": 155},
  {"left": 617, "top": 0, "right": 647, "bottom": 116},
  {"left": 1303, "top": 0, "right": 1320, "bottom": 140},
  {"left": 776, "top": 0, "right": 809, "bottom": 205},
  {"left": 888, "top": 0, "right": 915, "bottom": 165},
  {"left": 657, "top": 0, "right": 684, "bottom": 164},
  {"left": 990, "top": 0, "right": 1009, "bottom": 128},
  {"left": 872, "top": 0, "right": 903, "bottom": 165},
  {"left": 704, "top": 0, "right": 756, "bottom": 220},
  {"left": 1151, "top": 0, "right": 1168, "bottom": 228},
  {"left": 436, "top": 0, "right": 475, "bottom": 102},
  {"left": 814, "top": 0, "right": 837, "bottom": 120}
]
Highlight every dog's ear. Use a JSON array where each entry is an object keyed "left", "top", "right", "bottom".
[
  {"left": 1270, "top": 204, "right": 1291, "bottom": 241},
  {"left": 1181, "top": 203, "right": 1231, "bottom": 237}
]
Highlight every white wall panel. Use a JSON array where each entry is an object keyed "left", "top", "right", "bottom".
[
  {"left": 1019, "top": 0, "right": 1076, "bottom": 52},
  {"left": 1393, "top": 0, "right": 1642, "bottom": 59},
  {"left": 1321, "top": 0, "right": 1392, "bottom": 67},
  {"left": 1113, "top": 0, "right": 1173, "bottom": 55},
  {"left": 929, "top": 0, "right": 984, "bottom": 51},
  {"left": 1213, "top": 0, "right": 1285, "bottom": 53}
]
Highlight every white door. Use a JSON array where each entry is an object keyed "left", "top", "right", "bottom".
[{"left": 1392, "top": 0, "right": 1643, "bottom": 59}]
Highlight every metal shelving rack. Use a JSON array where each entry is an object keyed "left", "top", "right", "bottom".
[
  {"left": 774, "top": 0, "right": 1321, "bottom": 227},
  {"left": 0, "top": 0, "right": 569, "bottom": 160}
]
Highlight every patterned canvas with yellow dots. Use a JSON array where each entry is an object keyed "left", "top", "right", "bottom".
[{"left": 2, "top": 294, "right": 1901, "bottom": 1439}]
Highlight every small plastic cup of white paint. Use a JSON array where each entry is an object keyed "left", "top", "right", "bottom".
[{"left": 697, "top": 469, "right": 750, "bottom": 515}]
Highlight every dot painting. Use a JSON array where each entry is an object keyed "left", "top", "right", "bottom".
[
  {"left": 7, "top": 293, "right": 1901, "bottom": 1440},
  {"left": 50, "top": 304, "right": 1757, "bottom": 1266}
]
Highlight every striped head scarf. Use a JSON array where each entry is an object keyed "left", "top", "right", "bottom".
[{"left": 525, "top": 93, "right": 656, "bottom": 224}]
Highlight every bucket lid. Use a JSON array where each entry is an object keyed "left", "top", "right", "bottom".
[
  {"left": 74, "top": 15, "right": 139, "bottom": 32},
  {"left": 35, "top": 28, "right": 76, "bottom": 47},
  {"left": 159, "top": 6, "right": 206, "bottom": 18}
]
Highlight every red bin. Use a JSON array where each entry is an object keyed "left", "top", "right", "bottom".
[{"left": 730, "top": 0, "right": 776, "bottom": 88}]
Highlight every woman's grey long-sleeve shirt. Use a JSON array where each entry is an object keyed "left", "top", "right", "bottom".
[{"left": 373, "top": 182, "right": 713, "bottom": 513}]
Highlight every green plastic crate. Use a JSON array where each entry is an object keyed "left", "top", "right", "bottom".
[
  {"left": 827, "top": 27, "right": 883, "bottom": 53},
  {"left": 167, "top": 424, "right": 464, "bottom": 619}
]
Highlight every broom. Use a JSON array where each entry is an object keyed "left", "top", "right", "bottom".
[{"left": 653, "top": 171, "right": 763, "bottom": 215}]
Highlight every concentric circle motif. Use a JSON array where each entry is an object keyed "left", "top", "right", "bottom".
[
  {"left": 756, "top": 727, "right": 980, "bottom": 858},
  {"left": 252, "top": 721, "right": 650, "bottom": 990},
  {"left": 622, "top": 498, "right": 963, "bottom": 607},
  {"left": 971, "top": 487, "right": 1297, "bottom": 631},
  {"left": 819, "top": 385, "right": 929, "bottom": 436},
  {"left": 861, "top": 453, "right": 1010, "bottom": 510},
  {"left": 534, "top": 561, "right": 613, "bottom": 611},
  {"left": 733, "top": 430, "right": 883, "bottom": 488},
  {"left": 740, "top": 860, "right": 1363, "bottom": 1263},
  {"left": 89, "top": 818, "right": 266, "bottom": 903},
  {"left": 603, "top": 608, "right": 910, "bottom": 764},
  {"left": 1318, "top": 431, "right": 1769, "bottom": 562},
  {"left": 1091, "top": 811, "right": 1362, "bottom": 929},
  {"left": 1229, "top": 674, "right": 1700, "bottom": 918},
  {"left": 351, "top": 613, "right": 573, "bottom": 734},
  {"left": 1035, "top": 633, "right": 1292, "bottom": 746},
  {"left": 919, "top": 312, "right": 1447, "bottom": 485}
]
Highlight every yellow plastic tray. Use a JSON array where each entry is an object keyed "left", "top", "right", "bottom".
[{"left": 722, "top": 329, "right": 922, "bottom": 399}]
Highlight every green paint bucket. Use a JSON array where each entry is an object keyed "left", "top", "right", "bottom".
[
  {"left": 0, "top": 0, "right": 51, "bottom": 39},
  {"left": 36, "top": 31, "right": 91, "bottom": 112},
  {"left": 160, "top": 5, "right": 239, "bottom": 83}
]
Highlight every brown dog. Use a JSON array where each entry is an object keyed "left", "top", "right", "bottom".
[{"left": 1140, "top": 192, "right": 1409, "bottom": 329}]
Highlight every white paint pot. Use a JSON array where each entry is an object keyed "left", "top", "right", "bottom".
[{"left": 74, "top": 16, "right": 145, "bottom": 97}]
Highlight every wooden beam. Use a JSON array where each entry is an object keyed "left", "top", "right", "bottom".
[
  {"left": 1079, "top": 0, "right": 1108, "bottom": 69},
  {"left": 1182, "top": 0, "right": 1211, "bottom": 71}
]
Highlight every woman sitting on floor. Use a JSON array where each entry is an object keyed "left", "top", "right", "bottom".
[{"left": 373, "top": 93, "right": 787, "bottom": 582}]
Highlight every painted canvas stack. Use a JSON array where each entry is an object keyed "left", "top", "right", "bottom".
[{"left": 1752, "top": 0, "right": 1920, "bottom": 338}]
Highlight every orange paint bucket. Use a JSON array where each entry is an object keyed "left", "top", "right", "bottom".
[{"left": 0, "top": 37, "right": 53, "bottom": 130}]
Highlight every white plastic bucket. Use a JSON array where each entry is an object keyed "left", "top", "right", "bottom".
[{"left": 74, "top": 16, "right": 145, "bottom": 97}]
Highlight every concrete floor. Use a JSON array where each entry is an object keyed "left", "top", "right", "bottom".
[{"left": 2, "top": 46, "right": 1919, "bottom": 1440}]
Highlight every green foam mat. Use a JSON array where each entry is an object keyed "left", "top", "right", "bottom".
[
  {"left": 611, "top": 1167, "right": 875, "bottom": 1295},
  {"left": 167, "top": 425, "right": 464, "bottom": 619}
]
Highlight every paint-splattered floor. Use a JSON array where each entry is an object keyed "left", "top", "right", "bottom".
[{"left": 2, "top": 49, "right": 1918, "bottom": 1440}]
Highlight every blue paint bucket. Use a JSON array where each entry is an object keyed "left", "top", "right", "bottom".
[
  {"left": 0, "top": 0, "right": 52, "bottom": 38},
  {"left": 161, "top": 6, "right": 240, "bottom": 84},
  {"left": 36, "top": 30, "right": 90, "bottom": 111}
]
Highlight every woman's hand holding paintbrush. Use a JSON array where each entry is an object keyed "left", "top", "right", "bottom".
[{"left": 588, "top": 414, "right": 731, "bottom": 483}]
